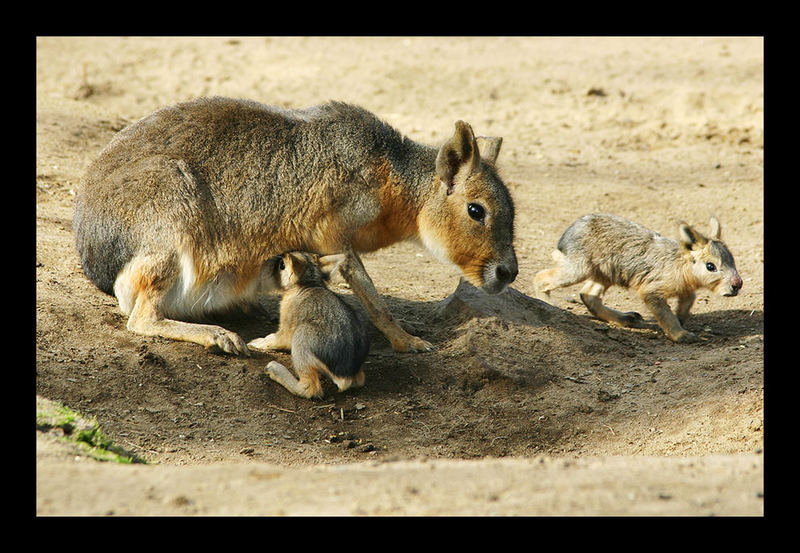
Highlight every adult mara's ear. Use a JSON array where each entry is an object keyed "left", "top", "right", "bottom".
[
  {"left": 476, "top": 135, "right": 503, "bottom": 165},
  {"left": 435, "top": 120, "right": 480, "bottom": 195},
  {"left": 679, "top": 222, "right": 709, "bottom": 250}
]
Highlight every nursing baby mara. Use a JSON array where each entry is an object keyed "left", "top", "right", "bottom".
[
  {"left": 535, "top": 214, "right": 742, "bottom": 343},
  {"left": 249, "top": 251, "right": 370, "bottom": 399}
]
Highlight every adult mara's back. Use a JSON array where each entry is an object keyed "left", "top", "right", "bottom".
[{"left": 74, "top": 96, "right": 517, "bottom": 355}]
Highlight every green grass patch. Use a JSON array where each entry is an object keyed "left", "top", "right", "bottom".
[{"left": 36, "top": 396, "right": 146, "bottom": 464}]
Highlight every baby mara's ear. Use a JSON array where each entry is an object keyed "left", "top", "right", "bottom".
[
  {"left": 276, "top": 252, "right": 309, "bottom": 286},
  {"left": 317, "top": 253, "right": 347, "bottom": 280},
  {"left": 679, "top": 222, "right": 709, "bottom": 251},
  {"left": 709, "top": 216, "right": 721, "bottom": 240}
]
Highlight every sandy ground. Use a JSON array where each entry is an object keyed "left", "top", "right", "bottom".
[{"left": 35, "top": 36, "right": 764, "bottom": 516}]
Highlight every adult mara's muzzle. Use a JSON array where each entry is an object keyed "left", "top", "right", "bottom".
[{"left": 481, "top": 250, "right": 518, "bottom": 294}]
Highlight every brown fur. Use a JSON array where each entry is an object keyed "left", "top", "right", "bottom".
[
  {"left": 74, "top": 98, "right": 517, "bottom": 355},
  {"left": 534, "top": 214, "right": 742, "bottom": 343},
  {"left": 351, "top": 160, "right": 420, "bottom": 251}
]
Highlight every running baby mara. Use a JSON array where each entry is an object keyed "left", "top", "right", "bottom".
[
  {"left": 534, "top": 214, "right": 743, "bottom": 343},
  {"left": 249, "top": 251, "right": 370, "bottom": 399}
]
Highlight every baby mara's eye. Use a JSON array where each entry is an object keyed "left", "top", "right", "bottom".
[
  {"left": 278, "top": 258, "right": 286, "bottom": 271},
  {"left": 706, "top": 262, "right": 717, "bottom": 272},
  {"left": 467, "top": 202, "right": 485, "bottom": 223}
]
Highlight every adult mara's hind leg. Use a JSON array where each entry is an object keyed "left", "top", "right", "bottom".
[
  {"left": 117, "top": 257, "right": 249, "bottom": 355},
  {"left": 126, "top": 292, "right": 250, "bottom": 355}
]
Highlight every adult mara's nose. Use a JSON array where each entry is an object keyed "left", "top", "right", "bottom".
[
  {"left": 483, "top": 250, "right": 518, "bottom": 294},
  {"left": 495, "top": 259, "right": 518, "bottom": 286}
]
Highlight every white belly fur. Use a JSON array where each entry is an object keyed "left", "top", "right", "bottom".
[{"left": 114, "top": 251, "right": 279, "bottom": 319}]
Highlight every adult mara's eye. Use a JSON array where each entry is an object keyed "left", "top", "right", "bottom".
[
  {"left": 467, "top": 202, "right": 485, "bottom": 223},
  {"left": 705, "top": 262, "right": 717, "bottom": 272},
  {"left": 278, "top": 258, "right": 286, "bottom": 271}
]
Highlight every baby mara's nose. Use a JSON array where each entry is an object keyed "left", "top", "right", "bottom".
[{"left": 731, "top": 272, "right": 743, "bottom": 292}]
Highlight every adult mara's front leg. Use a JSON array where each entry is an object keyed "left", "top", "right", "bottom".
[{"left": 338, "top": 246, "right": 433, "bottom": 353}]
